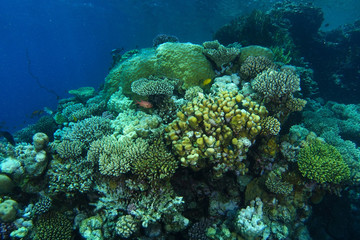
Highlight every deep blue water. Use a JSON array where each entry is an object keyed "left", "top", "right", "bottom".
[{"left": 1, "top": 0, "right": 360, "bottom": 132}]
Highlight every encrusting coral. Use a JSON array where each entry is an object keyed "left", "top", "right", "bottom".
[{"left": 165, "top": 90, "right": 268, "bottom": 177}]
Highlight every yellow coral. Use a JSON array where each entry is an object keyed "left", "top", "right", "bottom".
[{"left": 165, "top": 90, "right": 268, "bottom": 177}]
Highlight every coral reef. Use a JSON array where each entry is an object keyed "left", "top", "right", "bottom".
[
  {"left": 104, "top": 42, "right": 215, "bottom": 97},
  {"left": 34, "top": 212, "right": 73, "bottom": 240},
  {"left": 131, "top": 76, "right": 175, "bottom": 96},
  {"left": 297, "top": 140, "right": 350, "bottom": 184},
  {"left": 240, "top": 56, "right": 275, "bottom": 81},
  {"left": 251, "top": 68, "right": 300, "bottom": 100},
  {"left": 202, "top": 40, "right": 241, "bottom": 68},
  {"left": 165, "top": 90, "right": 268, "bottom": 177}
]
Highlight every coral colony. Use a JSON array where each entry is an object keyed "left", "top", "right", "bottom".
[{"left": 1, "top": 2, "right": 360, "bottom": 240}]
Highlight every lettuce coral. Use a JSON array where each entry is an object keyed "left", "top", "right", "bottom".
[{"left": 297, "top": 140, "right": 350, "bottom": 184}]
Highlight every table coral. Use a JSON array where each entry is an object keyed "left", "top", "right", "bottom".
[
  {"left": 165, "top": 90, "right": 268, "bottom": 177},
  {"left": 297, "top": 140, "right": 350, "bottom": 184}
]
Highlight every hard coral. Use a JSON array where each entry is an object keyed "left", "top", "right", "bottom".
[
  {"left": 165, "top": 90, "right": 268, "bottom": 177},
  {"left": 251, "top": 68, "right": 300, "bottom": 100},
  {"left": 240, "top": 56, "right": 275, "bottom": 81},
  {"left": 132, "top": 138, "right": 178, "bottom": 183},
  {"left": 202, "top": 40, "right": 240, "bottom": 68},
  {"left": 131, "top": 77, "right": 175, "bottom": 96},
  {"left": 35, "top": 212, "right": 73, "bottom": 240},
  {"left": 297, "top": 140, "right": 350, "bottom": 184}
]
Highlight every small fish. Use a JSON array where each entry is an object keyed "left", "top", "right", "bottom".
[
  {"left": 43, "top": 107, "right": 53, "bottom": 115},
  {"left": 29, "top": 109, "right": 44, "bottom": 118},
  {"left": 202, "top": 78, "right": 212, "bottom": 86},
  {"left": 135, "top": 100, "right": 153, "bottom": 109},
  {"left": 0, "top": 131, "right": 15, "bottom": 146}
]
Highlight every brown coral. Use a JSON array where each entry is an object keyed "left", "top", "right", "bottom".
[
  {"left": 251, "top": 68, "right": 300, "bottom": 99},
  {"left": 240, "top": 56, "right": 275, "bottom": 81}
]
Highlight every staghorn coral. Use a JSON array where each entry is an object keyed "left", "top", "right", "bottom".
[
  {"left": 34, "top": 212, "right": 73, "bottom": 240},
  {"left": 202, "top": 40, "right": 240, "bottom": 68},
  {"left": 61, "top": 116, "right": 113, "bottom": 147},
  {"left": 251, "top": 68, "right": 300, "bottom": 100},
  {"left": 240, "top": 56, "right": 275, "bottom": 81},
  {"left": 132, "top": 138, "right": 178, "bottom": 183},
  {"left": 131, "top": 77, "right": 175, "bottom": 96},
  {"left": 55, "top": 140, "right": 84, "bottom": 159},
  {"left": 165, "top": 90, "right": 268, "bottom": 177},
  {"left": 297, "top": 140, "right": 350, "bottom": 184},
  {"left": 87, "top": 135, "right": 145, "bottom": 177},
  {"left": 115, "top": 215, "right": 138, "bottom": 238}
]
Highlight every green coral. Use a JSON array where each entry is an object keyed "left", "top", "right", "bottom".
[
  {"left": 104, "top": 43, "right": 215, "bottom": 97},
  {"left": 132, "top": 138, "right": 178, "bottom": 183},
  {"left": 297, "top": 140, "right": 350, "bottom": 184},
  {"left": 35, "top": 212, "right": 73, "bottom": 240},
  {"left": 131, "top": 77, "right": 175, "bottom": 96}
]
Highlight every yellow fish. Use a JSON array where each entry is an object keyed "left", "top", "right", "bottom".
[{"left": 202, "top": 78, "right": 212, "bottom": 86}]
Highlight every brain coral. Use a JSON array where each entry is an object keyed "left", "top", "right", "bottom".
[
  {"left": 104, "top": 43, "right": 215, "bottom": 97},
  {"left": 297, "top": 140, "right": 350, "bottom": 184}
]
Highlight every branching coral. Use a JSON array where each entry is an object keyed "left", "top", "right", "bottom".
[
  {"left": 202, "top": 40, "right": 240, "bottom": 68},
  {"left": 47, "top": 158, "right": 94, "bottom": 195},
  {"left": 131, "top": 77, "right": 175, "bottom": 96},
  {"left": 132, "top": 138, "right": 178, "bottom": 183},
  {"left": 87, "top": 135, "right": 146, "bottom": 177},
  {"left": 165, "top": 90, "right": 268, "bottom": 177},
  {"left": 62, "top": 116, "right": 113, "bottom": 147},
  {"left": 297, "top": 140, "right": 350, "bottom": 184},
  {"left": 240, "top": 56, "right": 275, "bottom": 81},
  {"left": 251, "top": 68, "right": 300, "bottom": 100},
  {"left": 55, "top": 140, "right": 84, "bottom": 159}
]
